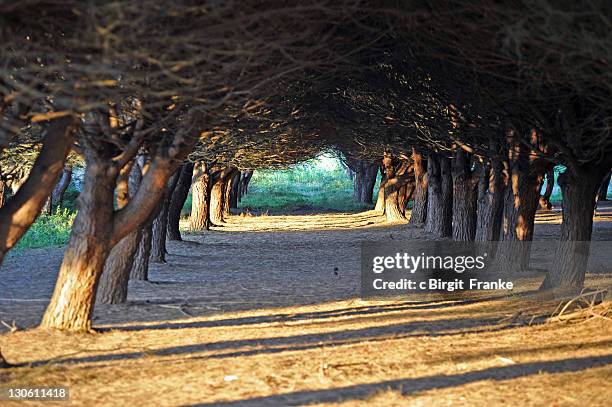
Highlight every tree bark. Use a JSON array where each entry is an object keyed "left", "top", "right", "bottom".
[
  {"left": 239, "top": 170, "right": 253, "bottom": 197},
  {"left": 52, "top": 166, "right": 72, "bottom": 208},
  {"left": 475, "top": 157, "right": 505, "bottom": 243},
  {"left": 383, "top": 154, "right": 413, "bottom": 222},
  {"left": 40, "top": 159, "right": 116, "bottom": 331},
  {"left": 495, "top": 131, "right": 549, "bottom": 270},
  {"left": 229, "top": 171, "right": 241, "bottom": 209},
  {"left": 425, "top": 153, "right": 452, "bottom": 237},
  {"left": 97, "top": 162, "right": 143, "bottom": 304},
  {"left": 167, "top": 163, "right": 194, "bottom": 240},
  {"left": 539, "top": 168, "right": 555, "bottom": 209},
  {"left": 210, "top": 166, "right": 237, "bottom": 224},
  {"left": 150, "top": 171, "right": 180, "bottom": 263},
  {"left": 0, "top": 116, "right": 76, "bottom": 265},
  {"left": 190, "top": 161, "right": 211, "bottom": 231},
  {"left": 540, "top": 164, "right": 610, "bottom": 291},
  {"left": 597, "top": 170, "right": 610, "bottom": 201},
  {"left": 374, "top": 166, "right": 386, "bottom": 213},
  {"left": 352, "top": 161, "right": 379, "bottom": 204},
  {"left": 451, "top": 150, "right": 479, "bottom": 241},
  {"left": 408, "top": 149, "right": 427, "bottom": 227},
  {"left": 131, "top": 222, "right": 152, "bottom": 281}
]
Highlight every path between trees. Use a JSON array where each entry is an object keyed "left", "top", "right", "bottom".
[{"left": 0, "top": 208, "right": 611, "bottom": 405}]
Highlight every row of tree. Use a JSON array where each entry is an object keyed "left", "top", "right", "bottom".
[{"left": 0, "top": 1, "right": 610, "bottom": 332}]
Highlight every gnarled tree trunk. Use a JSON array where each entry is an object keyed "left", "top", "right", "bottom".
[
  {"left": 97, "top": 162, "right": 143, "bottom": 304},
  {"left": 210, "top": 166, "right": 238, "bottom": 224},
  {"left": 374, "top": 166, "right": 386, "bottom": 213},
  {"left": 131, "top": 222, "right": 153, "bottom": 281},
  {"left": 408, "top": 149, "right": 427, "bottom": 227},
  {"left": 382, "top": 154, "right": 413, "bottom": 222},
  {"left": 167, "top": 163, "right": 194, "bottom": 240},
  {"left": 239, "top": 170, "right": 253, "bottom": 197},
  {"left": 475, "top": 157, "right": 505, "bottom": 243},
  {"left": 40, "top": 159, "right": 116, "bottom": 331},
  {"left": 495, "top": 130, "right": 550, "bottom": 270},
  {"left": 150, "top": 171, "right": 180, "bottom": 263},
  {"left": 190, "top": 161, "right": 211, "bottom": 231},
  {"left": 451, "top": 150, "right": 479, "bottom": 241},
  {"left": 230, "top": 171, "right": 241, "bottom": 209},
  {"left": 425, "top": 152, "right": 452, "bottom": 237},
  {"left": 352, "top": 160, "right": 379, "bottom": 204},
  {"left": 540, "top": 164, "right": 610, "bottom": 291},
  {"left": 52, "top": 166, "right": 72, "bottom": 209}
]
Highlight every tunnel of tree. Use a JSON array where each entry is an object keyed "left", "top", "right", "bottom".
[{"left": 0, "top": 0, "right": 610, "bottom": 337}]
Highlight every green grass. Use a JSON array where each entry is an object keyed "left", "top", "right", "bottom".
[
  {"left": 181, "top": 155, "right": 379, "bottom": 215},
  {"left": 15, "top": 208, "right": 76, "bottom": 249},
  {"left": 239, "top": 156, "right": 377, "bottom": 214}
]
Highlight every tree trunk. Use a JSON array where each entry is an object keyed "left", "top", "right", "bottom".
[
  {"left": 539, "top": 168, "right": 555, "bottom": 209},
  {"left": 52, "top": 166, "right": 72, "bottom": 208},
  {"left": 540, "top": 165, "right": 610, "bottom": 291},
  {"left": 131, "top": 222, "right": 152, "bottom": 281},
  {"left": 352, "top": 161, "right": 379, "bottom": 204},
  {"left": 167, "top": 163, "right": 194, "bottom": 240},
  {"left": 383, "top": 154, "right": 413, "bottom": 222},
  {"left": 190, "top": 161, "right": 211, "bottom": 231},
  {"left": 229, "top": 171, "right": 241, "bottom": 209},
  {"left": 0, "top": 180, "right": 5, "bottom": 208},
  {"left": 475, "top": 158, "right": 505, "bottom": 243},
  {"left": 425, "top": 153, "right": 452, "bottom": 237},
  {"left": 96, "top": 162, "right": 143, "bottom": 304},
  {"left": 408, "top": 149, "right": 427, "bottom": 227},
  {"left": 210, "top": 167, "right": 237, "bottom": 224},
  {"left": 0, "top": 116, "right": 76, "bottom": 266},
  {"left": 597, "top": 170, "right": 611, "bottom": 201},
  {"left": 239, "top": 170, "right": 253, "bottom": 197},
  {"left": 451, "top": 150, "right": 478, "bottom": 241},
  {"left": 40, "top": 160, "right": 116, "bottom": 331},
  {"left": 223, "top": 168, "right": 239, "bottom": 217},
  {"left": 374, "top": 166, "right": 386, "bottom": 213},
  {"left": 150, "top": 171, "right": 180, "bottom": 263},
  {"left": 495, "top": 135, "right": 548, "bottom": 270}
]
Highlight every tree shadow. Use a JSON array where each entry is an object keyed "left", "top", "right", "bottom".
[
  {"left": 188, "top": 354, "right": 612, "bottom": 406},
  {"left": 29, "top": 315, "right": 516, "bottom": 367}
]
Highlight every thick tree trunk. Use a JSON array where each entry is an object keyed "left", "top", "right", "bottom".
[
  {"left": 597, "top": 170, "right": 611, "bottom": 201},
  {"left": 540, "top": 165, "right": 610, "bottom": 291},
  {"left": 223, "top": 169, "right": 239, "bottom": 217},
  {"left": 382, "top": 154, "right": 412, "bottom": 222},
  {"left": 408, "top": 149, "right": 427, "bottom": 227},
  {"left": 190, "top": 162, "right": 211, "bottom": 231},
  {"left": 353, "top": 161, "right": 379, "bottom": 204},
  {"left": 40, "top": 160, "right": 116, "bottom": 331},
  {"left": 475, "top": 158, "right": 505, "bottom": 243},
  {"left": 451, "top": 150, "right": 478, "bottom": 241},
  {"left": 495, "top": 135, "right": 549, "bottom": 270},
  {"left": 96, "top": 162, "right": 143, "bottom": 304},
  {"left": 167, "top": 163, "right": 194, "bottom": 240},
  {"left": 131, "top": 222, "right": 152, "bottom": 281},
  {"left": 425, "top": 153, "right": 452, "bottom": 237},
  {"left": 52, "top": 166, "right": 72, "bottom": 208},
  {"left": 230, "top": 172, "right": 241, "bottom": 209},
  {"left": 239, "top": 170, "right": 253, "bottom": 197},
  {"left": 539, "top": 169, "right": 555, "bottom": 209},
  {"left": 0, "top": 116, "right": 76, "bottom": 266},
  {"left": 210, "top": 167, "right": 237, "bottom": 224},
  {"left": 150, "top": 171, "right": 180, "bottom": 263}
]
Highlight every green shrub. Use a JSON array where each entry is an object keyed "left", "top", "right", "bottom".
[{"left": 16, "top": 208, "right": 76, "bottom": 249}]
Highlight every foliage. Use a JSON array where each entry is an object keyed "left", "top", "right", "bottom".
[
  {"left": 239, "top": 156, "right": 376, "bottom": 213},
  {"left": 15, "top": 208, "right": 76, "bottom": 249}
]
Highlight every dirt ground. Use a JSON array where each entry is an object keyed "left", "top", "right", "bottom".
[{"left": 0, "top": 204, "right": 611, "bottom": 406}]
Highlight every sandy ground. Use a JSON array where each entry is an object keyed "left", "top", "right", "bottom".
[{"left": 0, "top": 204, "right": 611, "bottom": 406}]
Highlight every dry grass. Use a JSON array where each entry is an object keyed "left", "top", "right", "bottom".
[{"left": 0, "top": 206, "right": 611, "bottom": 406}]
